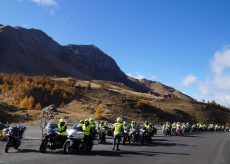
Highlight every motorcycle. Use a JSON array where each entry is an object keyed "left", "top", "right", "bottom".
[
  {"left": 152, "top": 126, "right": 157, "bottom": 136},
  {"left": 63, "top": 125, "right": 86, "bottom": 154},
  {"left": 163, "top": 126, "right": 171, "bottom": 136},
  {"left": 64, "top": 124, "right": 98, "bottom": 154},
  {"left": 176, "top": 127, "right": 182, "bottom": 136},
  {"left": 181, "top": 127, "right": 188, "bottom": 136},
  {"left": 140, "top": 128, "right": 151, "bottom": 145},
  {"left": 129, "top": 128, "right": 140, "bottom": 143},
  {"left": 98, "top": 127, "right": 107, "bottom": 144},
  {"left": 39, "top": 122, "right": 67, "bottom": 153},
  {"left": 122, "top": 127, "right": 130, "bottom": 145},
  {"left": 171, "top": 128, "right": 177, "bottom": 136},
  {"left": 4, "top": 125, "right": 26, "bottom": 153}
]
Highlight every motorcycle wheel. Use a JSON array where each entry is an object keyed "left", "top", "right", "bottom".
[
  {"left": 63, "top": 141, "right": 73, "bottom": 154},
  {"left": 40, "top": 140, "right": 47, "bottom": 153},
  {"left": 5, "top": 142, "right": 10, "bottom": 153}
]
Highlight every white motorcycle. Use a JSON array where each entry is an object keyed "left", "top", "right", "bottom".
[{"left": 63, "top": 124, "right": 98, "bottom": 154}]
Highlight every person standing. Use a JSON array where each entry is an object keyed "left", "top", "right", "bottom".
[
  {"left": 112, "top": 117, "right": 123, "bottom": 151},
  {"left": 82, "top": 119, "right": 93, "bottom": 149}
]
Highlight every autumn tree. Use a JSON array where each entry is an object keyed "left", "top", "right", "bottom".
[
  {"left": 95, "top": 104, "right": 105, "bottom": 119},
  {"left": 19, "top": 96, "right": 35, "bottom": 110}
]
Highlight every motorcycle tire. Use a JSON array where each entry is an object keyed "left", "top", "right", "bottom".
[
  {"left": 63, "top": 141, "right": 73, "bottom": 154},
  {"left": 39, "top": 140, "right": 48, "bottom": 153}
]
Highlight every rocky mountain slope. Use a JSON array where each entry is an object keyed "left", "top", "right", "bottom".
[
  {"left": 0, "top": 25, "right": 190, "bottom": 100},
  {"left": 0, "top": 25, "right": 126, "bottom": 81}
]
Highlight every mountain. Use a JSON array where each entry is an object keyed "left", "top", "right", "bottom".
[
  {"left": 0, "top": 25, "right": 126, "bottom": 80},
  {"left": 0, "top": 25, "right": 190, "bottom": 99},
  {"left": 0, "top": 25, "right": 229, "bottom": 124}
]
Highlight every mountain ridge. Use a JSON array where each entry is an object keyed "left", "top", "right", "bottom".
[{"left": 0, "top": 24, "right": 191, "bottom": 100}]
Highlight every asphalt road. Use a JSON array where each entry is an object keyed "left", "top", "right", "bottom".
[{"left": 0, "top": 126, "right": 230, "bottom": 164}]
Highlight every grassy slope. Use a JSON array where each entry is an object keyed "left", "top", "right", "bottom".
[{"left": 0, "top": 74, "right": 229, "bottom": 124}]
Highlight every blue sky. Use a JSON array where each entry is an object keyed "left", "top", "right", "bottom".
[{"left": 1, "top": 0, "right": 230, "bottom": 106}]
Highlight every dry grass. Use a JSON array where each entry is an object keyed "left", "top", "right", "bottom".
[{"left": 0, "top": 73, "right": 229, "bottom": 124}]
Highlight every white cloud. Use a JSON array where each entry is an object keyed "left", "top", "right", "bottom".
[
  {"left": 127, "top": 72, "right": 156, "bottom": 80},
  {"left": 211, "top": 46, "right": 230, "bottom": 91},
  {"left": 198, "top": 46, "right": 230, "bottom": 106},
  {"left": 211, "top": 46, "right": 230, "bottom": 75},
  {"left": 213, "top": 93, "right": 230, "bottom": 106},
  {"left": 182, "top": 74, "right": 197, "bottom": 87},
  {"left": 127, "top": 73, "right": 145, "bottom": 80},
  {"left": 31, "top": 0, "right": 57, "bottom": 6},
  {"left": 198, "top": 83, "right": 211, "bottom": 96}
]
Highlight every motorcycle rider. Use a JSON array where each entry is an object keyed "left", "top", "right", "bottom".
[
  {"left": 143, "top": 120, "right": 151, "bottom": 131},
  {"left": 99, "top": 121, "right": 107, "bottom": 131},
  {"left": 123, "top": 121, "right": 131, "bottom": 144},
  {"left": 82, "top": 119, "right": 93, "bottom": 148},
  {"left": 163, "top": 122, "right": 171, "bottom": 136},
  {"left": 57, "top": 118, "right": 67, "bottom": 143},
  {"left": 130, "top": 121, "right": 137, "bottom": 129},
  {"left": 123, "top": 121, "right": 130, "bottom": 132},
  {"left": 112, "top": 117, "right": 124, "bottom": 151},
  {"left": 149, "top": 123, "right": 156, "bottom": 137},
  {"left": 89, "top": 118, "right": 96, "bottom": 137}
]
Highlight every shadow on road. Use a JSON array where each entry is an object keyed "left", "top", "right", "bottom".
[
  {"left": 90, "top": 150, "right": 157, "bottom": 157},
  {"left": 183, "top": 135, "right": 203, "bottom": 138},
  {"left": 153, "top": 141, "right": 188, "bottom": 147},
  {"left": 4, "top": 147, "right": 190, "bottom": 158},
  {"left": 76, "top": 150, "right": 189, "bottom": 157},
  {"left": 121, "top": 140, "right": 189, "bottom": 147}
]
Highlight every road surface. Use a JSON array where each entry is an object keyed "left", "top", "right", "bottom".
[{"left": 0, "top": 126, "right": 230, "bottom": 164}]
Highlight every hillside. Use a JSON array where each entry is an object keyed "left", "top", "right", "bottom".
[{"left": 0, "top": 73, "right": 229, "bottom": 125}]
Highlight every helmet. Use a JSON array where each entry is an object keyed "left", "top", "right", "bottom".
[
  {"left": 59, "top": 118, "right": 66, "bottom": 126},
  {"left": 116, "top": 117, "right": 122, "bottom": 123},
  {"left": 123, "top": 121, "right": 127, "bottom": 125},
  {"left": 89, "top": 118, "right": 94, "bottom": 123},
  {"left": 59, "top": 118, "right": 65, "bottom": 123},
  {"left": 80, "top": 120, "right": 84, "bottom": 124},
  {"left": 84, "top": 119, "right": 89, "bottom": 125},
  {"left": 145, "top": 120, "right": 149, "bottom": 124}
]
